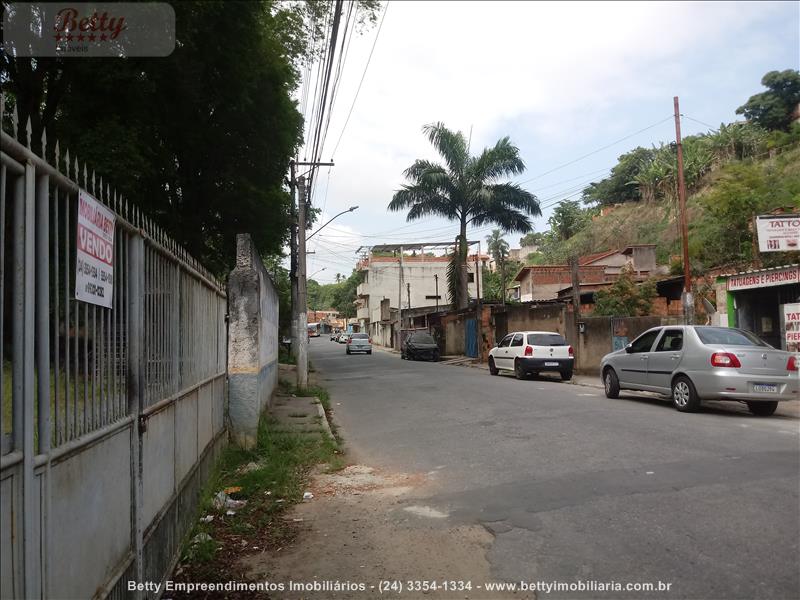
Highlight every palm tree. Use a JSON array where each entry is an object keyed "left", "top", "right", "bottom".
[
  {"left": 389, "top": 122, "right": 540, "bottom": 309},
  {"left": 486, "top": 229, "right": 510, "bottom": 304}
]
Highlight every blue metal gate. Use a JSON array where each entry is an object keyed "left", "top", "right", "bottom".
[{"left": 465, "top": 318, "right": 478, "bottom": 357}]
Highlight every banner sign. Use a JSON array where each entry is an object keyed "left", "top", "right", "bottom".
[
  {"left": 756, "top": 214, "right": 800, "bottom": 252},
  {"left": 727, "top": 266, "right": 799, "bottom": 292},
  {"left": 75, "top": 190, "right": 115, "bottom": 308},
  {"left": 784, "top": 303, "right": 800, "bottom": 353}
]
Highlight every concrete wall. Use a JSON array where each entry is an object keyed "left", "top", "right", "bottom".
[{"left": 227, "top": 234, "right": 279, "bottom": 448}]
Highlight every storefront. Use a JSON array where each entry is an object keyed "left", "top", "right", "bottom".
[{"left": 717, "top": 264, "right": 800, "bottom": 349}]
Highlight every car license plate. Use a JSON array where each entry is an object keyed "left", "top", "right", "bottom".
[
  {"left": 545, "top": 361, "right": 559, "bottom": 367},
  {"left": 753, "top": 383, "right": 777, "bottom": 393}
]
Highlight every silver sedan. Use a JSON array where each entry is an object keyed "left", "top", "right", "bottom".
[{"left": 600, "top": 325, "right": 799, "bottom": 416}]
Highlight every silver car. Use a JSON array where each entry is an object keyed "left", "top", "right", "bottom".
[
  {"left": 600, "top": 326, "right": 799, "bottom": 416},
  {"left": 346, "top": 332, "right": 372, "bottom": 355}
]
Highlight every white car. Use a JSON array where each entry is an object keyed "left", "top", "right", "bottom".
[{"left": 489, "top": 331, "right": 574, "bottom": 380}]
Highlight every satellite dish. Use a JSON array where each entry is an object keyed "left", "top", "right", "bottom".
[{"left": 702, "top": 297, "right": 717, "bottom": 315}]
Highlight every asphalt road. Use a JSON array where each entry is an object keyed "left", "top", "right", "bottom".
[{"left": 310, "top": 338, "right": 800, "bottom": 599}]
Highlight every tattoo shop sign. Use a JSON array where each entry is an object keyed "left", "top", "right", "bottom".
[
  {"left": 76, "top": 190, "right": 115, "bottom": 308},
  {"left": 756, "top": 214, "right": 800, "bottom": 252}
]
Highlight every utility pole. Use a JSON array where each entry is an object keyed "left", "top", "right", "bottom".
[
  {"left": 296, "top": 175, "right": 309, "bottom": 389},
  {"left": 290, "top": 160, "right": 333, "bottom": 387},
  {"left": 289, "top": 160, "right": 298, "bottom": 360},
  {"left": 500, "top": 254, "right": 506, "bottom": 307},
  {"left": 406, "top": 282, "right": 411, "bottom": 315},
  {"left": 434, "top": 274, "right": 439, "bottom": 311},
  {"left": 673, "top": 96, "right": 694, "bottom": 325},
  {"left": 569, "top": 255, "right": 582, "bottom": 368},
  {"left": 475, "top": 242, "right": 482, "bottom": 360},
  {"left": 398, "top": 245, "right": 404, "bottom": 329}
]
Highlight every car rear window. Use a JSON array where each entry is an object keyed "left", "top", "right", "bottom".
[
  {"left": 351, "top": 333, "right": 369, "bottom": 339},
  {"left": 694, "top": 327, "right": 769, "bottom": 347},
  {"left": 527, "top": 333, "right": 567, "bottom": 346},
  {"left": 410, "top": 333, "right": 435, "bottom": 344}
]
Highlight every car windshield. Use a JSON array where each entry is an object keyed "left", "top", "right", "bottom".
[
  {"left": 527, "top": 333, "right": 567, "bottom": 346},
  {"left": 351, "top": 333, "right": 369, "bottom": 339},
  {"left": 410, "top": 333, "right": 435, "bottom": 344},
  {"left": 694, "top": 327, "right": 771, "bottom": 347}
]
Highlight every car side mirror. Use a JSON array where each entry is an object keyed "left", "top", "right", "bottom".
[
  {"left": 494, "top": 342, "right": 499, "bottom": 348},
  {"left": 625, "top": 344, "right": 633, "bottom": 354}
]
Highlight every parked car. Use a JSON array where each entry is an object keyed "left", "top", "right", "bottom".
[
  {"left": 488, "top": 331, "right": 574, "bottom": 380},
  {"left": 600, "top": 325, "right": 799, "bottom": 416},
  {"left": 346, "top": 332, "right": 372, "bottom": 354},
  {"left": 402, "top": 332, "right": 440, "bottom": 361},
  {"left": 337, "top": 332, "right": 349, "bottom": 343}
]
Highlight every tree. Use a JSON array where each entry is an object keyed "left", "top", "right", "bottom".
[
  {"left": 736, "top": 69, "right": 800, "bottom": 131},
  {"left": 486, "top": 229, "right": 510, "bottom": 303},
  {"left": 548, "top": 200, "right": 591, "bottom": 241},
  {"left": 593, "top": 265, "right": 657, "bottom": 316},
  {"left": 389, "top": 123, "right": 540, "bottom": 309},
  {"left": 582, "top": 147, "right": 655, "bottom": 205},
  {"left": 519, "top": 232, "right": 544, "bottom": 247}
]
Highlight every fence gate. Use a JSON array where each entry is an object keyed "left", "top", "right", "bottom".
[{"left": 465, "top": 317, "right": 478, "bottom": 357}]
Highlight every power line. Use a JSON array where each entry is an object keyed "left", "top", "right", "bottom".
[
  {"left": 516, "top": 116, "right": 674, "bottom": 185},
  {"left": 330, "top": 1, "right": 389, "bottom": 158}
]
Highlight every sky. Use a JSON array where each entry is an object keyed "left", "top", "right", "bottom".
[{"left": 299, "top": 1, "right": 800, "bottom": 284}]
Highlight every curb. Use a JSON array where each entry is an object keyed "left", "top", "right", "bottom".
[{"left": 314, "top": 397, "right": 336, "bottom": 441}]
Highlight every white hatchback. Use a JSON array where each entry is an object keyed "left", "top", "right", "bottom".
[{"left": 489, "top": 331, "right": 574, "bottom": 380}]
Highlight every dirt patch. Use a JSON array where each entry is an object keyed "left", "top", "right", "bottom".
[{"left": 240, "top": 464, "right": 528, "bottom": 599}]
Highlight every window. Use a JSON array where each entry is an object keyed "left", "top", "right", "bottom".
[
  {"left": 527, "top": 333, "right": 567, "bottom": 346},
  {"left": 655, "top": 330, "right": 683, "bottom": 352},
  {"left": 498, "top": 335, "right": 513, "bottom": 348},
  {"left": 510, "top": 333, "right": 524, "bottom": 347},
  {"left": 424, "top": 295, "right": 442, "bottom": 300},
  {"left": 351, "top": 333, "right": 369, "bottom": 339},
  {"left": 467, "top": 272, "right": 475, "bottom": 283},
  {"left": 410, "top": 333, "right": 436, "bottom": 344},
  {"left": 694, "top": 327, "right": 770, "bottom": 347},
  {"left": 629, "top": 330, "right": 659, "bottom": 353}
]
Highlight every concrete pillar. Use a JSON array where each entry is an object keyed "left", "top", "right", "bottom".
[{"left": 227, "top": 234, "right": 279, "bottom": 448}]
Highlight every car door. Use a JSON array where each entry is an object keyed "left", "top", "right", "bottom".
[
  {"left": 494, "top": 334, "right": 513, "bottom": 369},
  {"left": 508, "top": 333, "right": 525, "bottom": 366},
  {"left": 647, "top": 329, "right": 684, "bottom": 392},
  {"left": 616, "top": 329, "right": 660, "bottom": 387}
]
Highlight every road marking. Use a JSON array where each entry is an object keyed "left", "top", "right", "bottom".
[
  {"left": 646, "top": 471, "right": 654, "bottom": 475},
  {"left": 578, "top": 393, "right": 598, "bottom": 397}
]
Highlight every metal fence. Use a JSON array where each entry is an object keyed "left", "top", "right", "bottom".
[{"left": 1, "top": 102, "right": 227, "bottom": 598}]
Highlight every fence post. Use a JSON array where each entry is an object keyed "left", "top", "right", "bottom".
[{"left": 127, "top": 232, "right": 145, "bottom": 596}]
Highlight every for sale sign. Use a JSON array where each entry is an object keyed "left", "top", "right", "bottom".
[
  {"left": 75, "top": 190, "right": 115, "bottom": 308},
  {"left": 756, "top": 214, "right": 800, "bottom": 252}
]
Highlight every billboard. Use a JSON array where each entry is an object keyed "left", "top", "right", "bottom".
[{"left": 756, "top": 214, "right": 800, "bottom": 252}]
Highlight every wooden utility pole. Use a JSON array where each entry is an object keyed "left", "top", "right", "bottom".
[
  {"left": 398, "top": 245, "right": 404, "bottom": 328},
  {"left": 569, "top": 255, "right": 581, "bottom": 367},
  {"left": 673, "top": 96, "right": 694, "bottom": 325},
  {"left": 289, "top": 160, "right": 298, "bottom": 359},
  {"left": 475, "top": 242, "right": 482, "bottom": 360},
  {"left": 434, "top": 274, "right": 439, "bottom": 311},
  {"left": 406, "top": 282, "right": 411, "bottom": 316}
]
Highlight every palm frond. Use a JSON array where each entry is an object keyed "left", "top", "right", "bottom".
[
  {"left": 468, "top": 137, "right": 526, "bottom": 182},
  {"left": 422, "top": 122, "right": 469, "bottom": 176}
]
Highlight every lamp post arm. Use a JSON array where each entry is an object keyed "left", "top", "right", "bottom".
[{"left": 307, "top": 206, "right": 358, "bottom": 240}]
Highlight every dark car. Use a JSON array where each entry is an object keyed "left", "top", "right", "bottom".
[{"left": 402, "top": 332, "right": 440, "bottom": 361}]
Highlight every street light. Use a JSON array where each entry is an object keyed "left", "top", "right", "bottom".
[
  {"left": 307, "top": 206, "right": 359, "bottom": 240},
  {"left": 308, "top": 267, "right": 326, "bottom": 280}
]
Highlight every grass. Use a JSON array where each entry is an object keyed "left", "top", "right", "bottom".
[{"left": 174, "top": 384, "right": 343, "bottom": 585}]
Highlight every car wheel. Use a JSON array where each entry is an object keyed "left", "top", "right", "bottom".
[
  {"left": 514, "top": 359, "right": 527, "bottom": 380},
  {"left": 432, "top": 351, "right": 440, "bottom": 362},
  {"left": 746, "top": 401, "right": 778, "bottom": 416},
  {"left": 671, "top": 375, "right": 701, "bottom": 412},
  {"left": 367, "top": 350, "right": 372, "bottom": 355},
  {"left": 488, "top": 357, "right": 499, "bottom": 376},
  {"left": 560, "top": 370, "right": 573, "bottom": 381},
  {"left": 603, "top": 368, "right": 620, "bottom": 399},
  {"left": 346, "top": 348, "right": 351, "bottom": 355}
]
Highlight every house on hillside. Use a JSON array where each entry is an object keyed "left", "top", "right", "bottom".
[{"left": 508, "top": 244, "right": 667, "bottom": 302}]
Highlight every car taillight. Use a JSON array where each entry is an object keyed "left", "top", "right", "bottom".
[
  {"left": 568, "top": 345, "right": 574, "bottom": 357},
  {"left": 369, "top": 338, "right": 372, "bottom": 344},
  {"left": 788, "top": 356, "right": 798, "bottom": 372},
  {"left": 710, "top": 352, "right": 741, "bottom": 368},
  {"left": 524, "top": 346, "right": 533, "bottom": 357},
  {"left": 346, "top": 338, "right": 351, "bottom": 345}
]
